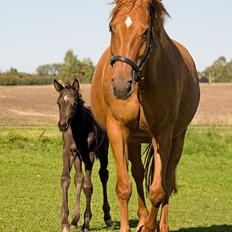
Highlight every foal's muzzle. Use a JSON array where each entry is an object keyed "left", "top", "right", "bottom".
[{"left": 58, "top": 120, "right": 69, "bottom": 132}]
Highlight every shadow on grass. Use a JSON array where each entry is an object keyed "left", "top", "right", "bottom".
[
  {"left": 90, "top": 219, "right": 139, "bottom": 231},
  {"left": 90, "top": 222, "right": 232, "bottom": 232},
  {"left": 172, "top": 225, "right": 232, "bottom": 232}
]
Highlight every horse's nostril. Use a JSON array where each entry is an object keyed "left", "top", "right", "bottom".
[
  {"left": 58, "top": 121, "right": 69, "bottom": 131},
  {"left": 127, "top": 81, "right": 132, "bottom": 94}
]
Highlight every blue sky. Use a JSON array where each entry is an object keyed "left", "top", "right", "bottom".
[{"left": 0, "top": 0, "right": 232, "bottom": 73}]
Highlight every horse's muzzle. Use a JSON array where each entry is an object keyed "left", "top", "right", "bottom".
[
  {"left": 112, "top": 78, "right": 132, "bottom": 100},
  {"left": 58, "top": 121, "right": 69, "bottom": 132}
]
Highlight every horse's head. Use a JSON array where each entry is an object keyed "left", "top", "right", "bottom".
[
  {"left": 109, "top": 0, "right": 168, "bottom": 100},
  {"left": 54, "top": 79, "right": 80, "bottom": 132},
  {"left": 109, "top": 0, "right": 152, "bottom": 99}
]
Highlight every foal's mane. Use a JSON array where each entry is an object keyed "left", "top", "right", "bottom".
[{"left": 111, "top": 0, "right": 169, "bottom": 44}]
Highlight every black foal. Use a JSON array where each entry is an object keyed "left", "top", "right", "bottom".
[{"left": 54, "top": 79, "right": 112, "bottom": 232}]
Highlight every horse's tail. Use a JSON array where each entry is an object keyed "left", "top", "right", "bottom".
[{"left": 144, "top": 143, "right": 154, "bottom": 195}]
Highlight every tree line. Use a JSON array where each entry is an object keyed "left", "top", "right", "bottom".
[
  {"left": 0, "top": 53, "right": 232, "bottom": 85},
  {"left": 0, "top": 50, "right": 94, "bottom": 85}
]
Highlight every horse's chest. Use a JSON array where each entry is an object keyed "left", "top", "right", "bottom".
[{"left": 110, "top": 100, "right": 140, "bottom": 127}]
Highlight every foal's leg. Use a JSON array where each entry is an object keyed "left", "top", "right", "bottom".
[
  {"left": 98, "top": 141, "right": 112, "bottom": 226},
  {"left": 107, "top": 116, "right": 132, "bottom": 232},
  {"left": 142, "top": 133, "right": 172, "bottom": 232},
  {"left": 61, "top": 148, "right": 74, "bottom": 232},
  {"left": 82, "top": 152, "right": 94, "bottom": 232},
  {"left": 159, "top": 130, "right": 186, "bottom": 232},
  {"left": 128, "top": 143, "right": 148, "bottom": 232},
  {"left": 70, "top": 156, "right": 84, "bottom": 229}
]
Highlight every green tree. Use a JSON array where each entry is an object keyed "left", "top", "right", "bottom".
[
  {"left": 60, "top": 50, "right": 80, "bottom": 83},
  {"left": 36, "top": 63, "right": 62, "bottom": 76},
  {"left": 79, "top": 58, "right": 95, "bottom": 83},
  {"left": 10, "top": 67, "right": 18, "bottom": 72},
  {"left": 202, "top": 56, "right": 232, "bottom": 83}
]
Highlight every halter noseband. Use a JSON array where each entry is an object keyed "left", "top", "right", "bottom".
[{"left": 110, "top": 11, "right": 156, "bottom": 83}]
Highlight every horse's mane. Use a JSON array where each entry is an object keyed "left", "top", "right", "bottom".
[{"left": 111, "top": 0, "right": 169, "bottom": 44}]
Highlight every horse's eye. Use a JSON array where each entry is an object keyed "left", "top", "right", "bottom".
[
  {"left": 73, "top": 100, "right": 77, "bottom": 106},
  {"left": 109, "top": 26, "right": 112, "bottom": 32},
  {"left": 142, "top": 29, "right": 149, "bottom": 38}
]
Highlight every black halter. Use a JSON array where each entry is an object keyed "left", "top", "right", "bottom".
[{"left": 110, "top": 13, "right": 156, "bottom": 83}]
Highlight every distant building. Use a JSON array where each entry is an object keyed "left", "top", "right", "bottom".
[{"left": 199, "top": 76, "right": 209, "bottom": 83}]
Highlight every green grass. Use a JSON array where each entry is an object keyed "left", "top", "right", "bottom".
[{"left": 0, "top": 127, "right": 231, "bottom": 232}]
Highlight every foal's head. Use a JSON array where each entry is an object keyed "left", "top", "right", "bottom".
[
  {"left": 109, "top": 0, "right": 168, "bottom": 99},
  {"left": 54, "top": 79, "right": 82, "bottom": 132}
]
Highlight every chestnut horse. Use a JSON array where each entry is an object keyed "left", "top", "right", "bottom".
[{"left": 91, "top": 0, "right": 200, "bottom": 232}]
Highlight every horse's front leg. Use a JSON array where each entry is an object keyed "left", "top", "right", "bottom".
[
  {"left": 128, "top": 143, "right": 149, "bottom": 232},
  {"left": 61, "top": 147, "right": 74, "bottom": 232},
  {"left": 82, "top": 152, "right": 94, "bottom": 232},
  {"left": 107, "top": 116, "right": 132, "bottom": 232},
  {"left": 70, "top": 155, "right": 84, "bottom": 229}
]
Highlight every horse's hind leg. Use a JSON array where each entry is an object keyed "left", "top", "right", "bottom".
[
  {"left": 142, "top": 133, "right": 173, "bottom": 232},
  {"left": 61, "top": 149, "right": 74, "bottom": 232},
  {"left": 82, "top": 152, "right": 94, "bottom": 232},
  {"left": 70, "top": 156, "right": 84, "bottom": 229},
  {"left": 159, "top": 130, "right": 186, "bottom": 232},
  {"left": 128, "top": 143, "right": 148, "bottom": 232},
  {"left": 98, "top": 140, "right": 112, "bottom": 226}
]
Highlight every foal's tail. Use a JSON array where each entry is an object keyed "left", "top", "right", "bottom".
[{"left": 144, "top": 143, "right": 155, "bottom": 195}]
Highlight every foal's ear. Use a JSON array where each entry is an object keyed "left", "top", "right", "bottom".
[
  {"left": 72, "top": 79, "right": 80, "bottom": 91},
  {"left": 53, "top": 79, "right": 64, "bottom": 92}
]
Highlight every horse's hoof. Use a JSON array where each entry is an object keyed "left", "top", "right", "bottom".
[
  {"left": 61, "top": 224, "right": 70, "bottom": 232},
  {"left": 136, "top": 225, "right": 144, "bottom": 232},
  {"left": 70, "top": 224, "right": 77, "bottom": 230},
  {"left": 138, "top": 225, "right": 158, "bottom": 232},
  {"left": 104, "top": 217, "right": 113, "bottom": 227}
]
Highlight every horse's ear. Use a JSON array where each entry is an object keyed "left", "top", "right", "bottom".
[
  {"left": 72, "top": 79, "right": 80, "bottom": 91},
  {"left": 53, "top": 79, "right": 64, "bottom": 92}
]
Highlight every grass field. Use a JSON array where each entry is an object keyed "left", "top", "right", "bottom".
[{"left": 0, "top": 126, "right": 231, "bottom": 232}]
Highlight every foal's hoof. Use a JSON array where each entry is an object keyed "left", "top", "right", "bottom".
[
  {"left": 82, "top": 224, "right": 89, "bottom": 232},
  {"left": 70, "top": 224, "right": 77, "bottom": 230},
  {"left": 104, "top": 217, "right": 113, "bottom": 227},
  {"left": 82, "top": 228, "right": 89, "bottom": 232},
  {"left": 61, "top": 224, "right": 70, "bottom": 232}
]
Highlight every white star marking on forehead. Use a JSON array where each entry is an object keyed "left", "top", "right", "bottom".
[
  {"left": 64, "top": 95, "right": 69, "bottom": 102},
  {"left": 125, "top": 16, "right": 133, "bottom": 28}
]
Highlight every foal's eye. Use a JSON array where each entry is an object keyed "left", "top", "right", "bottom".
[{"left": 109, "top": 25, "right": 112, "bottom": 32}]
